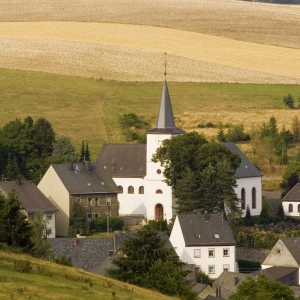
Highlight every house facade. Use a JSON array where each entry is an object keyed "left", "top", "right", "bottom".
[
  {"left": 38, "top": 161, "right": 119, "bottom": 237},
  {"left": 0, "top": 180, "right": 58, "bottom": 238},
  {"left": 262, "top": 237, "right": 300, "bottom": 285},
  {"left": 169, "top": 213, "right": 236, "bottom": 279},
  {"left": 282, "top": 183, "right": 300, "bottom": 217}
]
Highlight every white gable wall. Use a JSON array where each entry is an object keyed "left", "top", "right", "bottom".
[
  {"left": 38, "top": 166, "right": 70, "bottom": 237},
  {"left": 235, "top": 177, "right": 262, "bottom": 217}
]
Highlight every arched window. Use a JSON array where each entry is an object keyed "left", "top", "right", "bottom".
[
  {"left": 241, "top": 188, "right": 246, "bottom": 210},
  {"left": 118, "top": 185, "right": 123, "bottom": 194},
  {"left": 128, "top": 186, "right": 134, "bottom": 194},
  {"left": 156, "top": 189, "right": 163, "bottom": 194},
  {"left": 252, "top": 187, "right": 256, "bottom": 209},
  {"left": 289, "top": 204, "right": 293, "bottom": 212},
  {"left": 139, "top": 186, "right": 144, "bottom": 194}
]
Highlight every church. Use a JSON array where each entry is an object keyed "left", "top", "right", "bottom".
[{"left": 96, "top": 81, "right": 263, "bottom": 221}]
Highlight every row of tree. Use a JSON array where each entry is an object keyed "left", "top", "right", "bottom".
[{"left": 0, "top": 116, "right": 90, "bottom": 184}]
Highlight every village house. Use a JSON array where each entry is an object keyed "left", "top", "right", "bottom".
[
  {"left": 38, "top": 161, "right": 119, "bottom": 237},
  {"left": 169, "top": 212, "right": 236, "bottom": 279},
  {"left": 96, "top": 81, "right": 263, "bottom": 222},
  {"left": 0, "top": 180, "right": 58, "bottom": 238},
  {"left": 282, "top": 183, "right": 300, "bottom": 217}
]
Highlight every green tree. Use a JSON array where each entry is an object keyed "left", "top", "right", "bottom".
[
  {"left": 244, "top": 206, "right": 252, "bottom": 226},
  {"left": 4, "top": 155, "right": 23, "bottom": 181},
  {"left": 146, "top": 259, "right": 197, "bottom": 300},
  {"left": 67, "top": 200, "right": 85, "bottom": 237},
  {"left": 277, "top": 203, "right": 285, "bottom": 220},
  {"left": 30, "top": 211, "right": 52, "bottom": 258},
  {"left": 107, "top": 226, "right": 184, "bottom": 287},
  {"left": 216, "top": 127, "right": 226, "bottom": 142},
  {"left": 280, "top": 173, "right": 299, "bottom": 198},
  {"left": 226, "top": 124, "right": 250, "bottom": 142},
  {"left": 0, "top": 190, "right": 32, "bottom": 251},
  {"left": 80, "top": 141, "right": 85, "bottom": 162},
  {"left": 283, "top": 93, "right": 294, "bottom": 109},
  {"left": 260, "top": 205, "right": 269, "bottom": 222},
  {"left": 228, "top": 275, "right": 296, "bottom": 300},
  {"left": 91, "top": 216, "right": 124, "bottom": 232},
  {"left": 265, "top": 231, "right": 276, "bottom": 249},
  {"left": 85, "top": 143, "right": 90, "bottom": 161},
  {"left": 195, "top": 270, "right": 213, "bottom": 285},
  {"left": 282, "top": 161, "right": 300, "bottom": 182},
  {"left": 291, "top": 116, "right": 300, "bottom": 142},
  {"left": 52, "top": 136, "right": 78, "bottom": 163}
]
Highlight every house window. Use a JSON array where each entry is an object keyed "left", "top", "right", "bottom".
[
  {"left": 106, "top": 196, "right": 111, "bottom": 206},
  {"left": 118, "top": 185, "right": 123, "bottom": 193},
  {"left": 128, "top": 186, "right": 134, "bottom": 194},
  {"left": 252, "top": 187, "right": 256, "bottom": 209},
  {"left": 241, "top": 188, "right": 246, "bottom": 210},
  {"left": 45, "top": 213, "right": 52, "bottom": 220},
  {"left": 208, "top": 249, "right": 215, "bottom": 258},
  {"left": 87, "top": 214, "right": 92, "bottom": 223},
  {"left": 94, "top": 213, "right": 99, "bottom": 219},
  {"left": 88, "top": 197, "right": 92, "bottom": 206},
  {"left": 194, "top": 249, "right": 201, "bottom": 258},
  {"left": 139, "top": 186, "right": 144, "bottom": 194},
  {"left": 208, "top": 265, "right": 215, "bottom": 274},
  {"left": 223, "top": 248, "right": 230, "bottom": 257},
  {"left": 195, "top": 265, "right": 201, "bottom": 274},
  {"left": 156, "top": 189, "right": 163, "bottom": 194},
  {"left": 95, "top": 197, "right": 99, "bottom": 206},
  {"left": 28, "top": 213, "right": 35, "bottom": 221},
  {"left": 46, "top": 228, "right": 52, "bottom": 236},
  {"left": 223, "top": 264, "right": 230, "bottom": 271},
  {"left": 289, "top": 204, "right": 293, "bottom": 212}
]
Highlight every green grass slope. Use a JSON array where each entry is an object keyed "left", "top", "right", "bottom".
[
  {"left": 0, "top": 251, "right": 177, "bottom": 300},
  {"left": 1, "top": 68, "right": 299, "bottom": 160}
]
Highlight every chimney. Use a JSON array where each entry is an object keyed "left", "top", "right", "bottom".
[
  {"left": 16, "top": 178, "right": 21, "bottom": 185},
  {"left": 204, "top": 211, "right": 209, "bottom": 222},
  {"left": 73, "top": 238, "right": 78, "bottom": 246},
  {"left": 216, "top": 286, "right": 221, "bottom": 298},
  {"left": 85, "top": 161, "right": 91, "bottom": 173},
  {"left": 234, "top": 276, "right": 239, "bottom": 286}
]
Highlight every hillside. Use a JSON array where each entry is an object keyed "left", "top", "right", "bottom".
[
  {"left": 0, "top": 0, "right": 299, "bottom": 83},
  {"left": 0, "top": 250, "right": 177, "bottom": 300}
]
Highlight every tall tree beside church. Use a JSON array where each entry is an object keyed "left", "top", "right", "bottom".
[
  {"left": 85, "top": 143, "right": 90, "bottom": 161},
  {"left": 80, "top": 141, "right": 85, "bottom": 162},
  {"left": 0, "top": 190, "right": 33, "bottom": 251}
]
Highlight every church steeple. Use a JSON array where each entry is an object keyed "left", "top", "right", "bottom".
[{"left": 147, "top": 81, "right": 185, "bottom": 134}]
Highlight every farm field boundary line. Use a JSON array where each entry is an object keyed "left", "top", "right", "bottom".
[{"left": 0, "top": 22, "right": 299, "bottom": 84}]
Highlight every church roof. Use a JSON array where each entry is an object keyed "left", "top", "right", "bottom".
[
  {"left": 147, "top": 81, "right": 185, "bottom": 135},
  {"left": 282, "top": 183, "right": 300, "bottom": 202},
  {"left": 96, "top": 144, "right": 146, "bottom": 178},
  {"left": 223, "top": 142, "right": 263, "bottom": 178}
]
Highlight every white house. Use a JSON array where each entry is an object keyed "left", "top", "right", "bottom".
[
  {"left": 223, "top": 143, "right": 263, "bottom": 217},
  {"left": 0, "top": 180, "right": 58, "bottom": 238},
  {"left": 96, "top": 81, "right": 263, "bottom": 221},
  {"left": 262, "top": 237, "right": 300, "bottom": 285},
  {"left": 282, "top": 183, "right": 300, "bottom": 217},
  {"left": 169, "top": 213, "right": 236, "bottom": 279}
]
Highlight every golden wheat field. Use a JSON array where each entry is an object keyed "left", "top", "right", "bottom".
[{"left": 0, "top": 0, "right": 299, "bottom": 83}]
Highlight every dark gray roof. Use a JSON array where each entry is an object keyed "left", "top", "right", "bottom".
[
  {"left": 0, "top": 180, "right": 58, "bottom": 213},
  {"left": 204, "top": 295, "right": 224, "bottom": 300},
  {"left": 52, "top": 162, "right": 118, "bottom": 194},
  {"left": 261, "top": 266, "right": 298, "bottom": 281},
  {"left": 96, "top": 144, "right": 146, "bottom": 178},
  {"left": 192, "top": 283, "right": 208, "bottom": 294},
  {"left": 282, "top": 183, "right": 300, "bottom": 202},
  {"left": 178, "top": 213, "right": 236, "bottom": 247},
  {"left": 147, "top": 81, "right": 185, "bottom": 135},
  {"left": 280, "top": 237, "right": 300, "bottom": 266},
  {"left": 49, "top": 238, "right": 114, "bottom": 272},
  {"left": 223, "top": 142, "right": 263, "bottom": 178},
  {"left": 212, "top": 271, "right": 254, "bottom": 299}
]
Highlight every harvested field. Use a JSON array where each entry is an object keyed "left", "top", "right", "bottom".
[
  {"left": 0, "top": 22, "right": 299, "bottom": 83},
  {"left": 0, "top": 0, "right": 299, "bottom": 49}
]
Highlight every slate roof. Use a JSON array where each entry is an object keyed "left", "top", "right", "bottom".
[
  {"left": 49, "top": 238, "right": 114, "bottom": 272},
  {"left": 52, "top": 162, "right": 118, "bottom": 194},
  {"left": 96, "top": 144, "right": 146, "bottom": 178},
  {"left": 261, "top": 266, "right": 298, "bottom": 281},
  {"left": 282, "top": 183, "right": 300, "bottom": 202},
  {"left": 223, "top": 142, "right": 263, "bottom": 178},
  {"left": 0, "top": 180, "right": 58, "bottom": 213},
  {"left": 178, "top": 213, "right": 236, "bottom": 247},
  {"left": 212, "top": 271, "right": 254, "bottom": 299},
  {"left": 147, "top": 81, "right": 185, "bottom": 135},
  {"left": 280, "top": 237, "right": 300, "bottom": 266},
  {"left": 204, "top": 295, "right": 224, "bottom": 300}
]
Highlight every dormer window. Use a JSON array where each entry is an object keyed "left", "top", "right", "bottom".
[{"left": 214, "top": 234, "right": 220, "bottom": 239}]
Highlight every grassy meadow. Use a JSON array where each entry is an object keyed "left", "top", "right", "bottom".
[{"left": 0, "top": 250, "right": 176, "bottom": 300}]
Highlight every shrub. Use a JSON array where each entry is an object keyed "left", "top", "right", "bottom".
[
  {"left": 53, "top": 255, "right": 72, "bottom": 266},
  {"left": 91, "top": 216, "right": 124, "bottom": 232},
  {"left": 196, "top": 270, "right": 214, "bottom": 285}
]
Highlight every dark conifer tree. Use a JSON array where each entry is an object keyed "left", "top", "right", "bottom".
[
  {"left": 85, "top": 143, "right": 90, "bottom": 161},
  {"left": 80, "top": 141, "right": 85, "bottom": 162},
  {"left": 67, "top": 200, "right": 86, "bottom": 237}
]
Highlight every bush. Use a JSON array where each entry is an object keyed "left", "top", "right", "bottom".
[
  {"left": 91, "top": 216, "right": 124, "bottom": 232},
  {"left": 195, "top": 270, "right": 214, "bottom": 285},
  {"left": 53, "top": 255, "right": 72, "bottom": 266}
]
